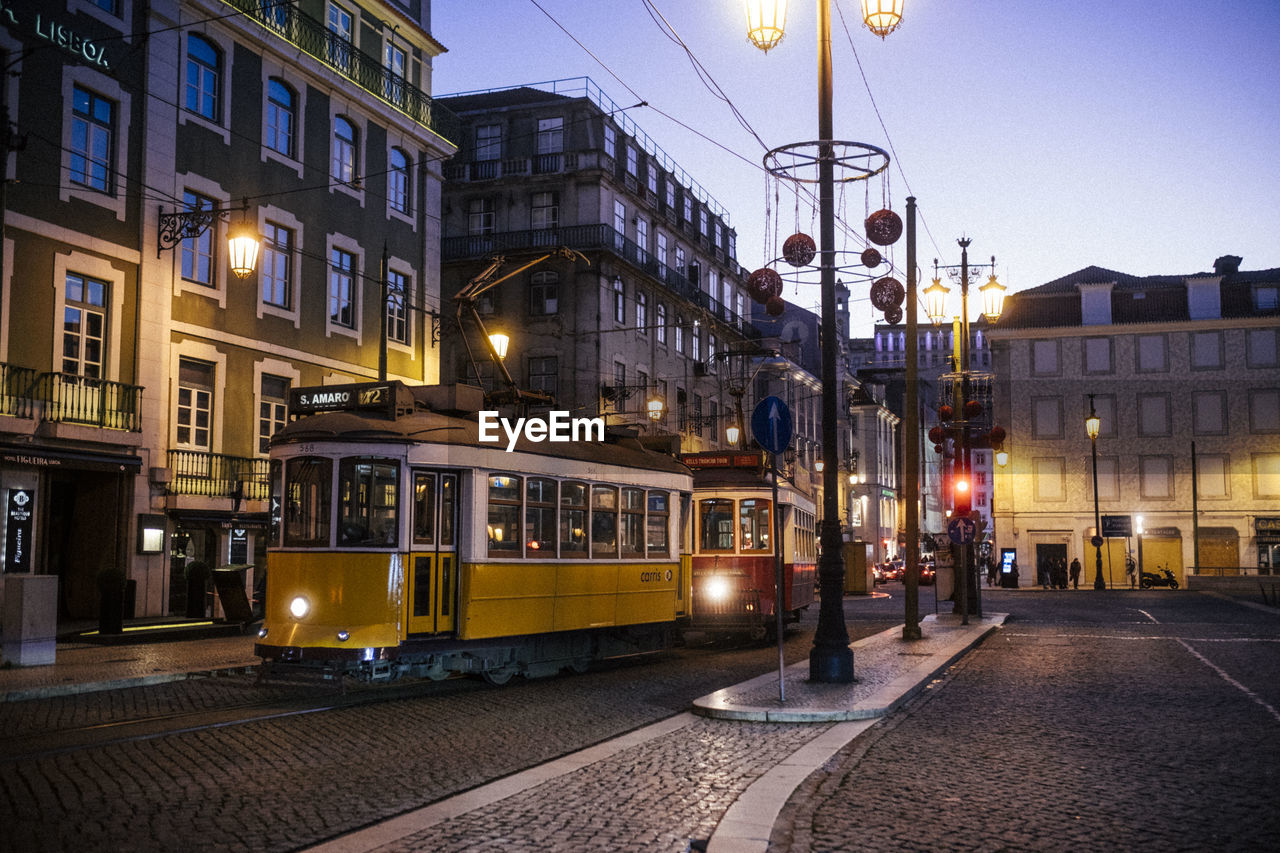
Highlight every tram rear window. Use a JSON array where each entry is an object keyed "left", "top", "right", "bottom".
[
  {"left": 338, "top": 459, "right": 399, "bottom": 547},
  {"left": 284, "top": 457, "right": 332, "bottom": 547}
]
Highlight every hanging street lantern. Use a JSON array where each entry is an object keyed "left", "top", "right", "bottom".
[
  {"left": 647, "top": 395, "right": 666, "bottom": 422},
  {"left": 745, "top": 0, "right": 788, "bottom": 52},
  {"left": 226, "top": 218, "right": 261, "bottom": 280},
  {"left": 861, "top": 0, "right": 905, "bottom": 39},
  {"left": 488, "top": 332, "right": 510, "bottom": 360}
]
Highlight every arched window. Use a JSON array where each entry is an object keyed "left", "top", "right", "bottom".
[
  {"left": 332, "top": 116, "right": 357, "bottom": 185},
  {"left": 388, "top": 147, "right": 411, "bottom": 213},
  {"left": 266, "top": 79, "right": 295, "bottom": 157},
  {"left": 185, "top": 35, "right": 220, "bottom": 121}
]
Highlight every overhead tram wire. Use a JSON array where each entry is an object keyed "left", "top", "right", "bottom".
[
  {"left": 527, "top": 0, "right": 878, "bottom": 256},
  {"left": 832, "top": 0, "right": 944, "bottom": 263}
]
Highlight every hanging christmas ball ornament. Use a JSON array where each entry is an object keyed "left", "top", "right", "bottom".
[
  {"left": 747, "top": 267, "right": 783, "bottom": 304},
  {"left": 928, "top": 426, "right": 946, "bottom": 444},
  {"left": 883, "top": 306, "right": 903, "bottom": 325},
  {"left": 765, "top": 296, "right": 786, "bottom": 316},
  {"left": 933, "top": 443, "right": 944, "bottom": 455},
  {"left": 964, "top": 400, "right": 983, "bottom": 419},
  {"left": 939, "top": 404, "right": 954, "bottom": 422},
  {"left": 860, "top": 247, "right": 882, "bottom": 268},
  {"left": 865, "top": 208, "right": 904, "bottom": 246},
  {"left": 869, "top": 276, "right": 905, "bottom": 310},
  {"left": 782, "top": 232, "right": 817, "bottom": 267},
  {"left": 989, "top": 425, "right": 1007, "bottom": 444}
]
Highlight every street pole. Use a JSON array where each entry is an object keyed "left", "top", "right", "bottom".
[
  {"left": 809, "top": 0, "right": 854, "bottom": 683},
  {"left": 903, "top": 196, "right": 921, "bottom": 640},
  {"left": 1089, "top": 394, "right": 1105, "bottom": 590}
]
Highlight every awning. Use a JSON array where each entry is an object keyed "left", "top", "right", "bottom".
[{"left": 0, "top": 442, "right": 142, "bottom": 473}]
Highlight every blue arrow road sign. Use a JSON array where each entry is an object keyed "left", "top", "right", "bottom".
[
  {"left": 947, "top": 516, "right": 978, "bottom": 544},
  {"left": 751, "top": 395, "right": 793, "bottom": 455}
]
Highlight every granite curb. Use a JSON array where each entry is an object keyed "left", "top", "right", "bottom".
[{"left": 692, "top": 611, "right": 1007, "bottom": 723}]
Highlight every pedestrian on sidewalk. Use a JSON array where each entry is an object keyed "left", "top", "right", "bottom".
[
  {"left": 1126, "top": 553, "right": 1137, "bottom": 588},
  {"left": 1069, "top": 557, "right": 1081, "bottom": 589}
]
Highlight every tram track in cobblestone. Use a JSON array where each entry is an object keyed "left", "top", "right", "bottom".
[{"left": 0, "top": 672, "right": 485, "bottom": 765}]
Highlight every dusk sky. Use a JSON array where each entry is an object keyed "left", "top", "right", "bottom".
[{"left": 432, "top": 1, "right": 1280, "bottom": 335}]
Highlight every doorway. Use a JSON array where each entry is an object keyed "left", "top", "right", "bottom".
[{"left": 407, "top": 470, "right": 459, "bottom": 635}]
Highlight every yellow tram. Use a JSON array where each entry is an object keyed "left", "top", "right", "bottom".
[{"left": 255, "top": 381, "right": 693, "bottom": 684}]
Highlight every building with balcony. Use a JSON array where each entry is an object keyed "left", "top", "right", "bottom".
[
  {"left": 989, "top": 255, "right": 1280, "bottom": 586},
  {"left": 436, "top": 79, "right": 756, "bottom": 453},
  {"left": 0, "top": 0, "right": 456, "bottom": 623}
]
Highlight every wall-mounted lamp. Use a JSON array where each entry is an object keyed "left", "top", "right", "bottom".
[
  {"left": 488, "top": 332, "right": 510, "bottom": 360},
  {"left": 725, "top": 422, "right": 741, "bottom": 445},
  {"left": 158, "top": 199, "right": 261, "bottom": 279}
]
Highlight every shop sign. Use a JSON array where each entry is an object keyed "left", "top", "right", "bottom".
[
  {"left": 0, "top": 2, "right": 114, "bottom": 70},
  {"left": 5, "top": 488, "right": 33, "bottom": 572},
  {"left": 1256, "top": 518, "right": 1280, "bottom": 534},
  {"left": 1100, "top": 515, "right": 1132, "bottom": 538},
  {"left": 1144, "top": 526, "right": 1180, "bottom": 538}
]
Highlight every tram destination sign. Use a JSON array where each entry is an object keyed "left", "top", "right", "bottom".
[{"left": 290, "top": 383, "right": 398, "bottom": 418}]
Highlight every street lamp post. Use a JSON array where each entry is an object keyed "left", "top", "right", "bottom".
[
  {"left": 926, "top": 241, "right": 1005, "bottom": 622},
  {"left": 746, "top": 1, "right": 895, "bottom": 681},
  {"left": 1086, "top": 394, "right": 1105, "bottom": 589}
]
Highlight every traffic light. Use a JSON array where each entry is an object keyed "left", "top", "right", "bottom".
[{"left": 952, "top": 473, "right": 972, "bottom": 515}]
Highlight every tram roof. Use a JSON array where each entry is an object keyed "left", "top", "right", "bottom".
[{"left": 273, "top": 408, "right": 691, "bottom": 477}]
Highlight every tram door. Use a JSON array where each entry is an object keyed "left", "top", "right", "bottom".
[{"left": 407, "top": 470, "right": 458, "bottom": 635}]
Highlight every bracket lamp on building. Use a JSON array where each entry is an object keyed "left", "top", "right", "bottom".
[
  {"left": 158, "top": 198, "right": 261, "bottom": 279},
  {"left": 488, "top": 332, "right": 510, "bottom": 360}
]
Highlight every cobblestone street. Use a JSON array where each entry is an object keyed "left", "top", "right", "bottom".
[{"left": 775, "top": 591, "right": 1280, "bottom": 851}]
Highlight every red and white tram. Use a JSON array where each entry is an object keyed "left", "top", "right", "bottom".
[{"left": 683, "top": 452, "right": 817, "bottom": 639}]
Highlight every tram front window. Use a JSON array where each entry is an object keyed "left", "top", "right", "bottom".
[
  {"left": 284, "top": 457, "right": 332, "bottom": 546},
  {"left": 700, "top": 498, "right": 734, "bottom": 552},
  {"left": 338, "top": 459, "right": 399, "bottom": 546},
  {"left": 740, "top": 499, "right": 771, "bottom": 552}
]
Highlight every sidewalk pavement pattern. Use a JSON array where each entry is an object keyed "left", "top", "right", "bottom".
[{"left": 0, "top": 612, "right": 1004, "bottom": 852}]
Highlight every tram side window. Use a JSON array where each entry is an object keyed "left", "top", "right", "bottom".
[
  {"left": 647, "top": 491, "right": 669, "bottom": 557},
  {"left": 560, "top": 481, "right": 588, "bottom": 558},
  {"left": 700, "top": 498, "right": 735, "bottom": 552},
  {"left": 488, "top": 474, "right": 522, "bottom": 554},
  {"left": 338, "top": 459, "right": 399, "bottom": 546},
  {"left": 284, "top": 457, "right": 332, "bottom": 546},
  {"left": 591, "top": 485, "right": 618, "bottom": 558},
  {"left": 620, "top": 488, "right": 645, "bottom": 558},
  {"left": 526, "top": 477, "right": 556, "bottom": 555},
  {"left": 740, "top": 498, "right": 771, "bottom": 552},
  {"left": 413, "top": 472, "right": 436, "bottom": 545}
]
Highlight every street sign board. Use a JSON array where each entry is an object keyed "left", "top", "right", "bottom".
[
  {"left": 1101, "top": 514, "right": 1132, "bottom": 538},
  {"left": 751, "top": 396, "right": 793, "bottom": 455},
  {"left": 947, "top": 516, "right": 978, "bottom": 544}
]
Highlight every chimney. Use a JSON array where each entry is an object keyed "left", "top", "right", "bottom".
[{"left": 1213, "top": 255, "right": 1242, "bottom": 275}]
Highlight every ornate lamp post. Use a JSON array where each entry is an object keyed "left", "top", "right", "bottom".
[
  {"left": 744, "top": 0, "right": 896, "bottom": 682},
  {"left": 1086, "top": 394, "right": 1106, "bottom": 590}
]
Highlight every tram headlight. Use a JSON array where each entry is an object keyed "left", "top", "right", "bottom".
[
  {"left": 289, "top": 596, "right": 311, "bottom": 619},
  {"left": 705, "top": 576, "right": 731, "bottom": 602},
  {"left": 257, "top": 627, "right": 268, "bottom": 639},
  {"left": 337, "top": 630, "right": 350, "bottom": 642}
]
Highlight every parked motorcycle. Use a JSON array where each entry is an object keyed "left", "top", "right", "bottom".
[{"left": 1140, "top": 568, "right": 1179, "bottom": 590}]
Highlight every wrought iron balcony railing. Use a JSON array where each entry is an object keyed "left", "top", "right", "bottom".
[
  {"left": 168, "top": 450, "right": 270, "bottom": 502},
  {"left": 0, "top": 363, "right": 36, "bottom": 418},
  {"left": 222, "top": 0, "right": 460, "bottom": 145},
  {"left": 32, "top": 372, "right": 142, "bottom": 431}
]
